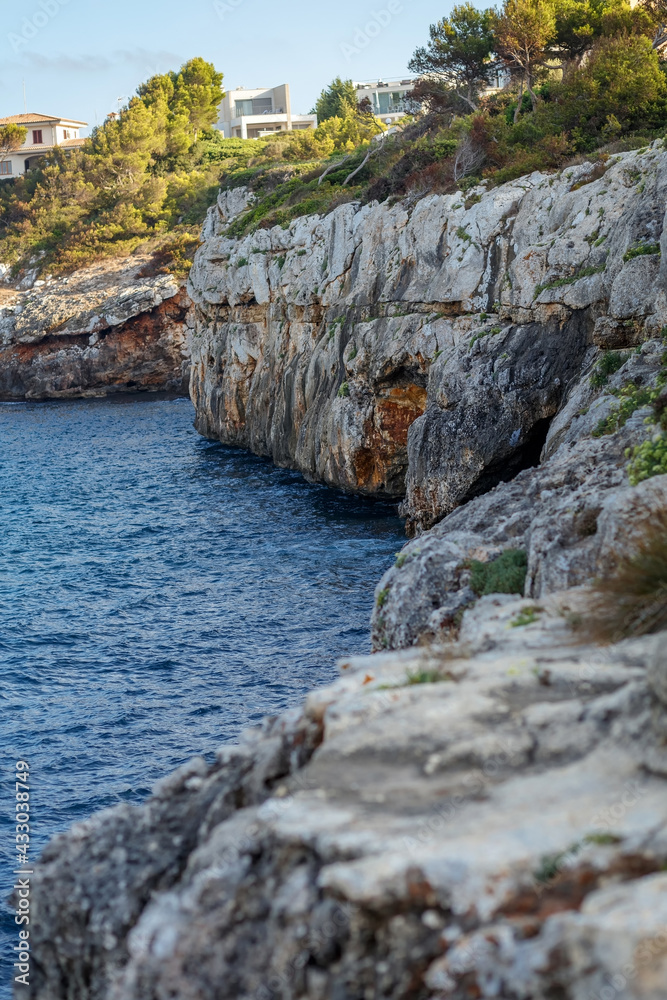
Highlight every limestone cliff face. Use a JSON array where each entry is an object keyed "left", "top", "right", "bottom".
[
  {"left": 189, "top": 190, "right": 437, "bottom": 497},
  {"left": 0, "top": 257, "right": 193, "bottom": 399},
  {"left": 188, "top": 143, "right": 667, "bottom": 519}
]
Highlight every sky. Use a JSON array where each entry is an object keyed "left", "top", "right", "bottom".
[{"left": 0, "top": 0, "right": 448, "bottom": 132}]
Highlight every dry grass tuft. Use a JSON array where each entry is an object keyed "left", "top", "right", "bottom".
[{"left": 585, "top": 508, "right": 667, "bottom": 642}]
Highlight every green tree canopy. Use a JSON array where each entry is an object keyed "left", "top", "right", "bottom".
[
  {"left": 137, "top": 57, "right": 224, "bottom": 141},
  {"left": 0, "top": 59, "right": 226, "bottom": 275},
  {"left": 314, "top": 78, "right": 358, "bottom": 123},
  {"left": 408, "top": 3, "right": 497, "bottom": 111},
  {"left": 0, "top": 124, "right": 28, "bottom": 158},
  {"left": 494, "top": 0, "right": 557, "bottom": 119},
  {"left": 574, "top": 30, "right": 666, "bottom": 116},
  {"left": 169, "top": 57, "right": 225, "bottom": 136},
  {"left": 551, "top": 0, "right": 653, "bottom": 60}
]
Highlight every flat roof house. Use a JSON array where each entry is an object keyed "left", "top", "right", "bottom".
[
  {"left": 356, "top": 71, "right": 512, "bottom": 122},
  {"left": 216, "top": 85, "right": 317, "bottom": 140},
  {"left": 0, "top": 113, "right": 87, "bottom": 180}
]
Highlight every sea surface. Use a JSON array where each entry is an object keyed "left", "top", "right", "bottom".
[{"left": 0, "top": 395, "right": 405, "bottom": 997}]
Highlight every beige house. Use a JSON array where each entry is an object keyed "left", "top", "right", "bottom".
[
  {"left": 0, "top": 113, "right": 87, "bottom": 180},
  {"left": 216, "top": 85, "right": 317, "bottom": 140}
]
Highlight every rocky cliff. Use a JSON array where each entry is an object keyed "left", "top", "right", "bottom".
[
  {"left": 189, "top": 143, "right": 667, "bottom": 653},
  {"left": 0, "top": 256, "right": 193, "bottom": 400},
  {"left": 188, "top": 142, "right": 667, "bottom": 530},
  {"left": 21, "top": 148, "right": 667, "bottom": 1000},
  {"left": 26, "top": 605, "right": 667, "bottom": 1000}
]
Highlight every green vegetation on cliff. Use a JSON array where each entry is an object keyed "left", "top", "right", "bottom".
[
  {"left": 0, "top": 62, "right": 386, "bottom": 279},
  {"left": 214, "top": 0, "right": 667, "bottom": 237},
  {"left": 2, "top": 0, "right": 667, "bottom": 277},
  {"left": 0, "top": 58, "right": 226, "bottom": 278}
]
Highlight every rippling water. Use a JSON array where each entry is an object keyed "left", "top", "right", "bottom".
[{"left": 0, "top": 396, "right": 404, "bottom": 996}]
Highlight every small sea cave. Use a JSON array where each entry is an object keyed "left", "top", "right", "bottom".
[{"left": 458, "top": 415, "right": 554, "bottom": 506}]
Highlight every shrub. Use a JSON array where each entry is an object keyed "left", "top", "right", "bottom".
[
  {"left": 535, "top": 264, "right": 606, "bottom": 298},
  {"left": 468, "top": 549, "right": 528, "bottom": 596},
  {"left": 534, "top": 833, "right": 621, "bottom": 886},
  {"left": 135, "top": 229, "right": 200, "bottom": 278},
  {"left": 405, "top": 668, "right": 452, "bottom": 685},
  {"left": 510, "top": 605, "right": 542, "bottom": 627},
  {"left": 623, "top": 241, "right": 661, "bottom": 262},
  {"left": 593, "top": 382, "right": 660, "bottom": 435},
  {"left": 626, "top": 432, "right": 667, "bottom": 485},
  {"left": 590, "top": 350, "right": 628, "bottom": 388},
  {"left": 585, "top": 508, "right": 667, "bottom": 641},
  {"left": 579, "top": 33, "right": 666, "bottom": 126},
  {"left": 376, "top": 587, "right": 390, "bottom": 608}
]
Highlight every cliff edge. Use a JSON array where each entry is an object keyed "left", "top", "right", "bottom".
[
  {"left": 25, "top": 604, "right": 667, "bottom": 999},
  {"left": 0, "top": 256, "right": 193, "bottom": 400},
  {"left": 189, "top": 144, "right": 667, "bottom": 527}
]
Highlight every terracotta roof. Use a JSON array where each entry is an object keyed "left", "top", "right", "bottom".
[
  {"left": 10, "top": 139, "right": 86, "bottom": 156},
  {"left": 0, "top": 112, "right": 88, "bottom": 126}
]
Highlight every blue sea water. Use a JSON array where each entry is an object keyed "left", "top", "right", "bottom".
[{"left": 0, "top": 395, "right": 405, "bottom": 998}]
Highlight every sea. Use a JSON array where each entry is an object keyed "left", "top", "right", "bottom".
[{"left": 0, "top": 395, "right": 405, "bottom": 998}]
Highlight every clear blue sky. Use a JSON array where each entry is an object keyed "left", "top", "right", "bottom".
[{"left": 1, "top": 0, "right": 448, "bottom": 131}]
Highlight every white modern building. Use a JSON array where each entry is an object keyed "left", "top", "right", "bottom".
[
  {"left": 0, "top": 113, "right": 87, "bottom": 179},
  {"left": 354, "top": 79, "right": 415, "bottom": 124},
  {"left": 355, "top": 72, "right": 512, "bottom": 121},
  {"left": 216, "top": 85, "right": 317, "bottom": 140}
]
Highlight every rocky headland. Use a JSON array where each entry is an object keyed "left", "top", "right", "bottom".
[
  {"left": 21, "top": 144, "right": 667, "bottom": 999},
  {"left": 188, "top": 143, "right": 667, "bottom": 530},
  {"left": 0, "top": 256, "right": 193, "bottom": 400}
]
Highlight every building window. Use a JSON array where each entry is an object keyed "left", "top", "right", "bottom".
[
  {"left": 233, "top": 97, "right": 274, "bottom": 117},
  {"left": 375, "top": 92, "right": 407, "bottom": 114},
  {"left": 63, "top": 129, "right": 72, "bottom": 140},
  {"left": 0, "top": 161, "right": 12, "bottom": 175},
  {"left": 32, "top": 130, "right": 43, "bottom": 144}
]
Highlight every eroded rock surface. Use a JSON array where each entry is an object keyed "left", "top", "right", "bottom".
[
  {"left": 188, "top": 142, "right": 667, "bottom": 513},
  {"left": 372, "top": 340, "right": 667, "bottom": 650},
  {"left": 0, "top": 257, "right": 193, "bottom": 399},
  {"left": 26, "top": 603, "right": 667, "bottom": 1000}
]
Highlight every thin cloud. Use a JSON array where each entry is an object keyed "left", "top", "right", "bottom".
[{"left": 10, "top": 48, "right": 184, "bottom": 74}]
